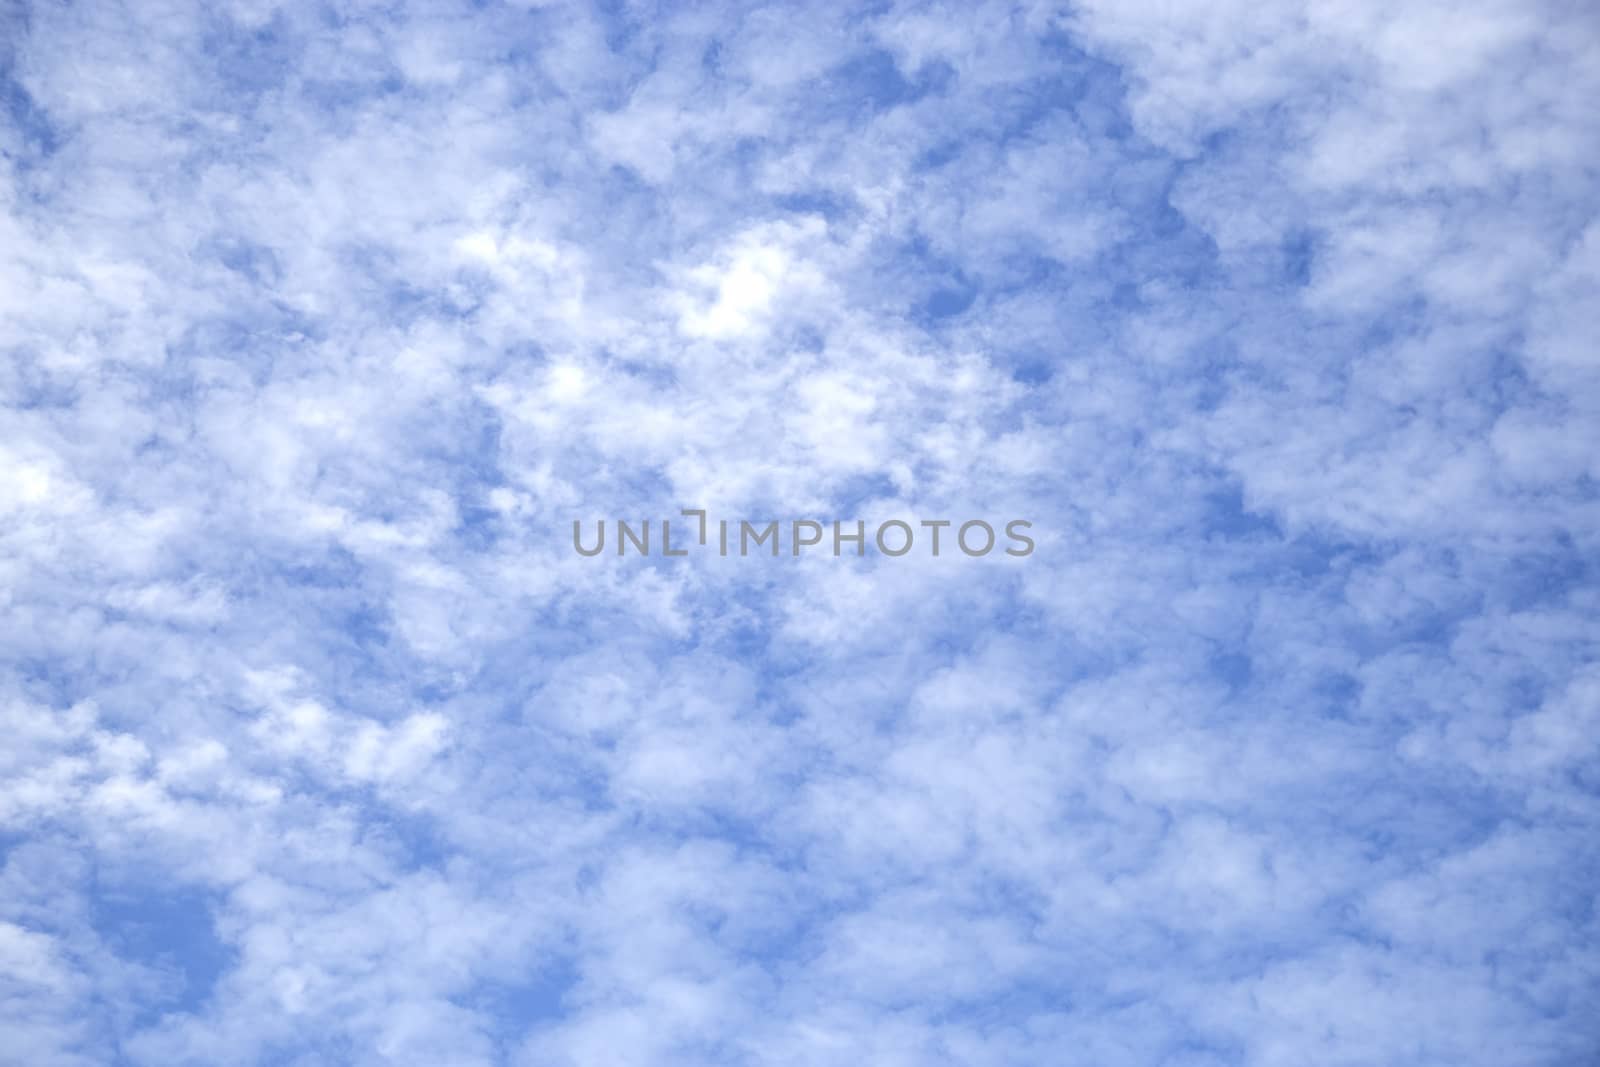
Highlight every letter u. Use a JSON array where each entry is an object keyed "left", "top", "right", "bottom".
[{"left": 573, "top": 520, "right": 606, "bottom": 556}]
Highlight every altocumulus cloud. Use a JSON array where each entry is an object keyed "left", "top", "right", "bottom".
[{"left": 1, "top": 1, "right": 1598, "bottom": 1065}]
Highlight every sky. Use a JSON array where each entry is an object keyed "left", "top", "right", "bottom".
[{"left": 1, "top": 1, "right": 1598, "bottom": 1064}]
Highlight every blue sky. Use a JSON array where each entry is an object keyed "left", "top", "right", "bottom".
[{"left": 1, "top": 1, "right": 1598, "bottom": 1064}]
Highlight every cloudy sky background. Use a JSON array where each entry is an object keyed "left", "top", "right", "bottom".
[{"left": 2, "top": 0, "right": 1598, "bottom": 1063}]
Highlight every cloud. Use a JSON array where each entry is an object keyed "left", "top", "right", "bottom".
[{"left": 0, "top": 0, "right": 1596, "bottom": 1064}]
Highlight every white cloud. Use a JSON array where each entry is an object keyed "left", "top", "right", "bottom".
[{"left": 0, "top": 0, "right": 1596, "bottom": 1064}]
